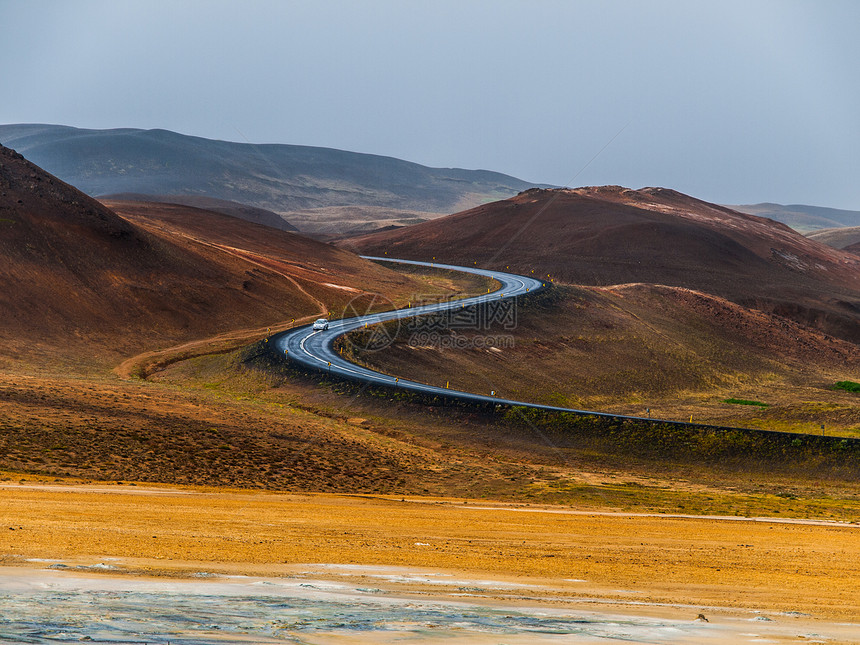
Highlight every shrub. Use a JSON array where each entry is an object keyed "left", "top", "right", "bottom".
[
  {"left": 723, "top": 398, "right": 770, "bottom": 407},
  {"left": 833, "top": 381, "right": 860, "bottom": 393}
]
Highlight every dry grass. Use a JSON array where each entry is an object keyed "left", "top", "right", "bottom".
[
  {"left": 349, "top": 284, "right": 860, "bottom": 436},
  {"left": 3, "top": 354, "right": 860, "bottom": 521}
]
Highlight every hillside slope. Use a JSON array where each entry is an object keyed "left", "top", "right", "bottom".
[
  {"left": 730, "top": 202, "right": 860, "bottom": 232},
  {"left": 0, "top": 144, "right": 418, "bottom": 366},
  {"left": 0, "top": 124, "right": 544, "bottom": 234},
  {"left": 347, "top": 282, "right": 860, "bottom": 431},
  {"left": 807, "top": 225, "right": 860, "bottom": 253},
  {"left": 345, "top": 187, "right": 860, "bottom": 343},
  {"left": 101, "top": 193, "right": 298, "bottom": 232}
]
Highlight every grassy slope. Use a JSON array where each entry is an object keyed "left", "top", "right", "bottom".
[
  {"left": 807, "top": 225, "right": 860, "bottom": 250},
  {"left": 22, "top": 344, "right": 860, "bottom": 519},
  {"left": 284, "top": 205, "right": 436, "bottom": 237},
  {"left": 731, "top": 202, "right": 860, "bottom": 232},
  {"left": 346, "top": 285, "right": 860, "bottom": 436}
]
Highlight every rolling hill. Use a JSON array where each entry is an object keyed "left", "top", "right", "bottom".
[
  {"left": 807, "top": 225, "right": 860, "bottom": 254},
  {"left": 2, "top": 143, "right": 859, "bottom": 502},
  {"left": 0, "top": 143, "right": 420, "bottom": 366},
  {"left": 0, "top": 123, "right": 545, "bottom": 235},
  {"left": 730, "top": 202, "right": 860, "bottom": 233},
  {"left": 343, "top": 186, "right": 860, "bottom": 430},
  {"left": 345, "top": 186, "right": 860, "bottom": 344},
  {"left": 101, "top": 193, "right": 298, "bottom": 232}
]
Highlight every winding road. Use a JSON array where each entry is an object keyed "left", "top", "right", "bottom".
[{"left": 273, "top": 257, "right": 667, "bottom": 424}]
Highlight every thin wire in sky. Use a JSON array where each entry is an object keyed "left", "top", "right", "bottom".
[{"left": 485, "top": 122, "right": 629, "bottom": 267}]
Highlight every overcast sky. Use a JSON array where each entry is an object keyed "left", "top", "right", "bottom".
[{"left": 2, "top": 0, "right": 858, "bottom": 209}]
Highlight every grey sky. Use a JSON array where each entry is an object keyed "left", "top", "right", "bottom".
[{"left": 2, "top": 0, "right": 858, "bottom": 209}]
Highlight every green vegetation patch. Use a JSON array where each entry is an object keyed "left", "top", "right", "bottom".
[
  {"left": 724, "top": 398, "right": 770, "bottom": 407},
  {"left": 500, "top": 405, "right": 860, "bottom": 480},
  {"left": 833, "top": 380, "right": 860, "bottom": 393}
]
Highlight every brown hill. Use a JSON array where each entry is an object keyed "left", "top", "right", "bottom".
[
  {"left": 344, "top": 187, "right": 860, "bottom": 343},
  {"left": 102, "top": 198, "right": 420, "bottom": 314},
  {"left": 807, "top": 226, "right": 860, "bottom": 252},
  {"left": 729, "top": 202, "right": 860, "bottom": 232},
  {"left": 101, "top": 193, "right": 298, "bottom": 232},
  {"left": 0, "top": 145, "right": 417, "bottom": 366}
]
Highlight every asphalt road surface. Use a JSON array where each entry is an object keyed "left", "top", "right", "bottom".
[{"left": 272, "top": 256, "right": 682, "bottom": 424}]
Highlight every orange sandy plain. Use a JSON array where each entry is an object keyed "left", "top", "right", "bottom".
[{"left": 1, "top": 477, "right": 859, "bottom": 643}]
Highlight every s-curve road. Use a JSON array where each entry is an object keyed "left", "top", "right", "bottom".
[{"left": 272, "top": 257, "right": 699, "bottom": 426}]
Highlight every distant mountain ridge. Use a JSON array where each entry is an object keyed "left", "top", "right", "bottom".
[
  {"left": 729, "top": 202, "right": 860, "bottom": 232},
  {"left": 0, "top": 124, "right": 546, "bottom": 233}
]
